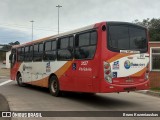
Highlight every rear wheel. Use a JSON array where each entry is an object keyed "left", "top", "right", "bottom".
[
  {"left": 17, "top": 73, "right": 25, "bottom": 87},
  {"left": 49, "top": 76, "right": 61, "bottom": 97}
]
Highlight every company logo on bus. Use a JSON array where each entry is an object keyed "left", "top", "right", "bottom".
[
  {"left": 124, "top": 60, "right": 145, "bottom": 69},
  {"left": 124, "top": 60, "right": 131, "bottom": 69}
]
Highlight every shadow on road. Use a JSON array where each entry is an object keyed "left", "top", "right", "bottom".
[
  {"left": 61, "top": 92, "right": 138, "bottom": 109},
  {"left": 13, "top": 83, "right": 139, "bottom": 110}
]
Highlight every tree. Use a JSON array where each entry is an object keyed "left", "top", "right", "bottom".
[
  {"left": 0, "top": 41, "right": 20, "bottom": 60},
  {"left": 133, "top": 18, "right": 160, "bottom": 41},
  {"left": 0, "top": 41, "right": 20, "bottom": 52},
  {"left": 9, "top": 41, "right": 20, "bottom": 46}
]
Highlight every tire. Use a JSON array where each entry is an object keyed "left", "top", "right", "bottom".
[
  {"left": 49, "top": 76, "right": 61, "bottom": 97},
  {"left": 17, "top": 73, "right": 25, "bottom": 87}
]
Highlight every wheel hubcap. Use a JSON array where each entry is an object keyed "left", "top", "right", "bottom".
[
  {"left": 19, "top": 76, "right": 22, "bottom": 84},
  {"left": 52, "top": 81, "right": 57, "bottom": 93}
]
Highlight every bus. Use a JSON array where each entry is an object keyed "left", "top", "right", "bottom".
[{"left": 10, "top": 21, "right": 150, "bottom": 96}]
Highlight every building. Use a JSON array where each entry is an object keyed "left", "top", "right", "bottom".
[
  {"left": 149, "top": 41, "right": 160, "bottom": 88},
  {"left": 6, "top": 51, "right": 11, "bottom": 69}
]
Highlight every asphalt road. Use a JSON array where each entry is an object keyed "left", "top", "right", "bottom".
[{"left": 0, "top": 78, "right": 160, "bottom": 120}]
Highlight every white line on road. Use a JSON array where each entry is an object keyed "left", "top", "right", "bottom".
[
  {"left": 0, "top": 80, "right": 13, "bottom": 86},
  {"left": 0, "top": 76, "right": 7, "bottom": 77}
]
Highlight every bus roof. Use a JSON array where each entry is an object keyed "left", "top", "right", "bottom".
[
  {"left": 107, "top": 21, "right": 147, "bottom": 29},
  {"left": 12, "top": 23, "right": 95, "bottom": 48},
  {"left": 12, "top": 21, "right": 146, "bottom": 48}
]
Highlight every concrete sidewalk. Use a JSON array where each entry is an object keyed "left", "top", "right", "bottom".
[
  {"left": 0, "top": 94, "right": 10, "bottom": 111},
  {"left": 0, "top": 94, "right": 11, "bottom": 120}
]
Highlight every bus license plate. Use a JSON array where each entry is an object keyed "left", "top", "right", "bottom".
[{"left": 126, "top": 79, "right": 134, "bottom": 82}]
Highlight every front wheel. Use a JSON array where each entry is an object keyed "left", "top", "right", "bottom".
[
  {"left": 17, "top": 73, "right": 25, "bottom": 87},
  {"left": 49, "top": 76, "right": 61, "bottom": 97}
]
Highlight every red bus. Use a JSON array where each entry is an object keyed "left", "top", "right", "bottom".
[{"left": 10, "top": 21, "right": 150, "bottom": 96}]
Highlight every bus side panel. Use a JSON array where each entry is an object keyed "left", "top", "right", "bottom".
[
  {"left": 91, "top": 23, "right": 106, "bottom": 93},
  {"left": 69, "top": 26, "right": 104, "bottom": 93},
  {"left": 56, "top": 61, "right": 75, "bottom": 91}
]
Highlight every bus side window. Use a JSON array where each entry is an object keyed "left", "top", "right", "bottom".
[
  {"left": 57, "top": 36, "right": 73, "bottom": 61},
  {"left": 75, "top": 31, "right": 97, "bottom": 60},
  {"left": 29, "top": 45, "right": 33, "bottom": 61},
  {"left": 24, "top": 46, "right": 29, "bottom": 61},
  {"left": 17, "top": 47, "right": 24, "bottom": 62},
  {"left": 39, "top": 43, "right": 43, "bottom": 61},
  {"left": 44, "top": 40, "right": 56, "bottom": 61},
  {"left": 33, "top": 44, "right": 39, "bottom": 61},
  {"left": 33, "top": 43, "right": 43, "bottom": 61}
]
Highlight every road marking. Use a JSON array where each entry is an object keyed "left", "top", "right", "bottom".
[
  {"left": 0, "top": 76, "right": 7, "bottom": 77},
  {"left": 0, "top": 80, "right": 12, "bottom": 86}
]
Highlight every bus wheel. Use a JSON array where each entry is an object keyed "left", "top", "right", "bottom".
[
  {"left": 17, "top": 73, "right": 25, "bottom": 87},
  {"left": 49, "top": 76, "right": 61, "bottom": 97}
]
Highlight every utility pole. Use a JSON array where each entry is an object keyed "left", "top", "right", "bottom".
[
  {"left": 56, "top": 5, "right": 62, "bottom": 34},
  {"left": 30, "top": 20, "right": 34, "bottom": 41}
]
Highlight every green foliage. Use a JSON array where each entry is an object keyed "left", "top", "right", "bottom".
[
  {"left": 133, "top": 18, "right": 160, "bottom": 41},
  {"left": 0, "top": 41, "right": 20, "bottom": 60},
  {"left": 9, "top": 41, "right": 20, "bottom": 46},
  {"left": 0, "top": 41, "right": 20, "bottom": 52},
  {"left": 150, "top": 87, "right": 160, "bottom": 92}
]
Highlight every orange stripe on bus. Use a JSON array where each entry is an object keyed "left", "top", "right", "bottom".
[
  {"left": 28, "top": 61, "right": 73, "bottom": 87},
  {"left": 28, "top": 76, "right": 49, "bottom": 88},
  {"left": 131, "top": 67, "right": 147, "bottom": 77},
  {"left": 54, "top": 61, "right": 73, "bottom": 78},
  {"left": 107, "top": 53, "right": 133, "bottom": 63}
]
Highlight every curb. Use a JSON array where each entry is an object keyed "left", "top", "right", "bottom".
[
  {"left": 0, "top": 94, "right": 11, "bottom": 120},
  {"left": 136, "top": 90, "right": 160, "bottom": 97},
  {"left": 146, "top": 90, "right": 160, "bottom": 97},
  {"left": 0, "top": 94, "right": 10, "bottom": 111}
]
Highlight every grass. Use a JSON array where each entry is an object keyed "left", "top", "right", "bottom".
[{"left": 150, "top": 87, "right": 160, "bottom": 92}]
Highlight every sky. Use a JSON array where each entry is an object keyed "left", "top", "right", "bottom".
[{"left": 0, "top": 0, "right": 160, "bottom": 44}]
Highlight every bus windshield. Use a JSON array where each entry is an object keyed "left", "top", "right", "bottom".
[{"left": 108, "top": 24, "right": 148, "bottom": 53}]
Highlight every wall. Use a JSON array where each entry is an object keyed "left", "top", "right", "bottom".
[
  {"left": 149, "top": 72, "right": 160, "bottom": 88},
  {"left": 149, "top": 42, "right": 160, "bottom": 88},
  {"left": 6, "top": 51, "right": 11, "bottom": 69}
]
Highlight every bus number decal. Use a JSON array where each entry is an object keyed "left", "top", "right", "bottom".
[{"left": 81, "top": 61, "right": 88, "bottom": 66}]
